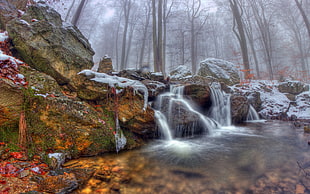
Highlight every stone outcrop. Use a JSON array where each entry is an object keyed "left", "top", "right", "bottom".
[
  {"left": 278, "top": 81, "right": 308, "bottom": 95},
  {"left": 197, "top": 58, "right": 240, "bottom": 86},
  {"left": 231, "top": 95, "right": 249, "bottom": 123},
  {"left": 6, "top": 2, "right": 94, "bottom": 86}
]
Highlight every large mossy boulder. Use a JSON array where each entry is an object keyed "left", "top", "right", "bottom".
[
  {"left": 197, "top": 58, "right": 240, "bottom": 86},
  {"left": 6, "top": 2, "right": 94, "bottom": 87}
]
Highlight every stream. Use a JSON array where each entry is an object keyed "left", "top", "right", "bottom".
[{"left": 69, "top": 121, "right": 310, "bottom": 194}]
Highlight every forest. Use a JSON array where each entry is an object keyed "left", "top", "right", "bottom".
[
  {"left": 0, "top": 0, "right": 310, "bottom": 193},
  {"left": 45, "top": 0, "right": 310, "bottom": 82}
]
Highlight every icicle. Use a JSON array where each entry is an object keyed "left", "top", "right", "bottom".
[
  {"left": 78, "top": 70, "right": 148, "bottom": 111},
  {"left": 114, "top": 114, "right": 127, "bottom": 153}
]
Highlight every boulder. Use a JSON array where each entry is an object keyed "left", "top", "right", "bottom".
[
  {"left": 278, "top": 81, "right": 308, "bottom": 95},
  {"left": 97, "top": 56, "right": 113, "bottom": 73},
  {"left": 116, "top": 88, "right": 156, "bottom": 137},
  {"left": 0, "top": 78, "right": 23, "bottom": 126},
  {"left": 231, "top": 95, "right": 249, "bottom": 123},
  {"left": 73, "top": 70, "right": 157, "bottom": 137},
  {"left": 183, "top": 84, "right": 212, "bottom": 110},
  {"left": 169, "top": 65, "right": 192, "bottom": 81},
  {"left": 197, "top": 58, "right": 240, "bottom": 86},
  {"left": 6, "top": 2, "right": 94, "bottom": 86}
]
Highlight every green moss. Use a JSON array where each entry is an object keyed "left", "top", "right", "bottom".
[{"left": 0, "top": 123, "right": 18, "bottom": 143}]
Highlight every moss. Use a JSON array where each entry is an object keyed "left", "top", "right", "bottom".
[{"left": 0, "top": 123, "right": 19, "bottom": 143}]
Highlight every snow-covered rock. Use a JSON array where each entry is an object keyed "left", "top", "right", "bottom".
[
  {"left": 278, "top": 80, "right": 308, "bottom": 95},
  {"left": 197, "top": 58, "right": 240, "bottom": 86},
  {"left": 230, "top": 80, "right": 310, "bottom": 120},
  {"left": 170, "top": 65, "right": 192, "bottom": 80}
]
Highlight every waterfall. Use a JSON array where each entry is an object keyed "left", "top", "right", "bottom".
[
  {"left": 154, "top": 110, "right": 173, "bottom": 141},
  {"left": 154, "top": 85, "right": 219, "bottom": 140},
  {"left": 247, "top": 105, "right": 260, "bottom": 121},
  {"left": 209, "top": 82, "right": 231, "bottom": 126}
]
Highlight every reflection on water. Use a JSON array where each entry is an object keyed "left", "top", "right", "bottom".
[{"left": 71, "top": 121, "right": 310, "bottom": 194}]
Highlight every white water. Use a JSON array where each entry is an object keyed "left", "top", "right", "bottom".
[
  {"left": 247, "top": 105, "right": 260, "bottom": 121},
  {"left": 154, "top": 110, "right": 173, "bottom": 141},
  {"left": 209, "top": 82, "right": 231, "bottom": 126},
  {"left": 154, "top": 85, "right": 218, "bottom": 140}
]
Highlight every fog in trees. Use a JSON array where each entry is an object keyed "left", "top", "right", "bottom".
[{"left": 46, "top": 0, "right": 310, "bottom": 82}]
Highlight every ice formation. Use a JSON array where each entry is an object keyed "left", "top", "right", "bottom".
[{"left": 78, "top": 70, "right": 149, "bottom": 110}]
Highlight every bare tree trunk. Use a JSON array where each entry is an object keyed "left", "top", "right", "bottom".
[
  {"left": 65, "top": 1, "right": 75, "bottom": 22},
  {"left": 152, "top": 0, "right": 159, "bottom": 72},
  {"left": 158, "top": 0, "right": 164, "bottom": 74},
  {"left": 250, "top": 0, "right": 274, "bottom": 80},
  {"left": 18, "top": 111, "right": 27, "bottom": 149},
  {"left": 120, "top": 0, "right": 132, "bottom": 70},
  {"left": 229, "top": 0, "right": 250, "bottom": 79},
  {"left": 295, "top": 0, "right": 310, "bottom": 39},
  {"left": 139, "top": 2, "right": 151, "bottom": 68},
  {"left": 71, "top": 0, "right": 86, "bottom": 26}
]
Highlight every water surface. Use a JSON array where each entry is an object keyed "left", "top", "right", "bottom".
[{"left": 72, "top": 121, "right": 310, "bottom": 194}]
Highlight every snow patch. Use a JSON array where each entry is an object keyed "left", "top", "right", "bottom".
[
  {"left": 79, "top": 70, "right": 149, "bottom": 110},
  {"left": 170, "top": 65, "right": 192, "bottom": 79},
  {"left": 0, "top": 32, "right": 8, "bottom": 42}
]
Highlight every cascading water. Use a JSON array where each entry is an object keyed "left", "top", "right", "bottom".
[
  {"left": 247, "top": 105, "right": 260, "bottom": 121},
  {"left": 154, "top": 85, "right": 218, "bottom": 140},
  {"left": 209, "top": 82, "right": 232, "bottom": 126}
]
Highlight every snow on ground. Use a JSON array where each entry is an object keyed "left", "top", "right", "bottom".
[
  {"left": 0, "top": 32, "right": 27, "bottom": 86},
  {"left": 79, "top": 70, "right": 148, "bottom": 110},
  {"left": 230, "top": 80, "right": 310, "bottom": 120}
]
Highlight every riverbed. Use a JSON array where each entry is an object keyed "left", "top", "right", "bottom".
[{"left": 70, "top": 121, "right": 310, "bottom": 194}]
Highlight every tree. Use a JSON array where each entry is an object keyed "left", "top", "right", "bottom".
[
  {"left": 186, "top": 0, "right": 208, "bottom": 74},
  {"left": 71, "top": 0, "right": 87, "bottom": 26},
  {"left": 120, "top": 0, "right": 133, "bottom": 70},
  {"left": 295, "top": 0, "right": 310, "bottom": 39},
  {"left": 250, "top": 0, "right": 276, "bottom": 80},
  {"left": 229, "top": 0, "right": 250, "bottom": 79},
  {"left": 152, "top": 0, "right": 164, "bottom": 74}
]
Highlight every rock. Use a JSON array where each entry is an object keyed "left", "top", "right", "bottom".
[
  {"left": 246, "top": 91, "right": 262, "bottom": 111},
  {"left": 278, "top": 81, "right": 308, "bottom": 95},
  {"left": 156, "top": 94, "right": 206, "bottom": 137},
  {"left": 37, "top": 172, "right": 78, "bottom": 194},
  {"left": 20, "top": 66, "right": 63, "bottom": 96},
  {"left": 197, "top": 58, "right": 240, "bottom": 86},
  {"left": 0, "top": 78, "right": 23, "bottom": 126},
  {"left": 97, "top": 56, "right": 113, "bottom": 73},
  {"left": 169, "top": 65, "right": 192, "bottom": 81},
  {"left": 117, "top": 88, "right": 156, "bottom": 136},
  {"left": 231, "top": 95, "right": 249, "bottom": 124},
  {"left": 25, "top": 94, "right": 116, "bottom": 157},
  {"left": 6, "top": 2, "right": 94, "bottom": 87},
  {"left": 305, "top": 125, "right": 310, "bottom": 133},
  {"left": 19, "top": 169, "right": 30, "bottom": 178},
  {"left": 183, "top": 84, "right": 212, "bottom": 110},
  {"left": 0, "top": 0, "right": 19, "bottom": 30}
]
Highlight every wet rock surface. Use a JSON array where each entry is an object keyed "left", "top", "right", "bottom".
[{"left": 231, "top": 95, "right": 249, "bottom": 124}]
